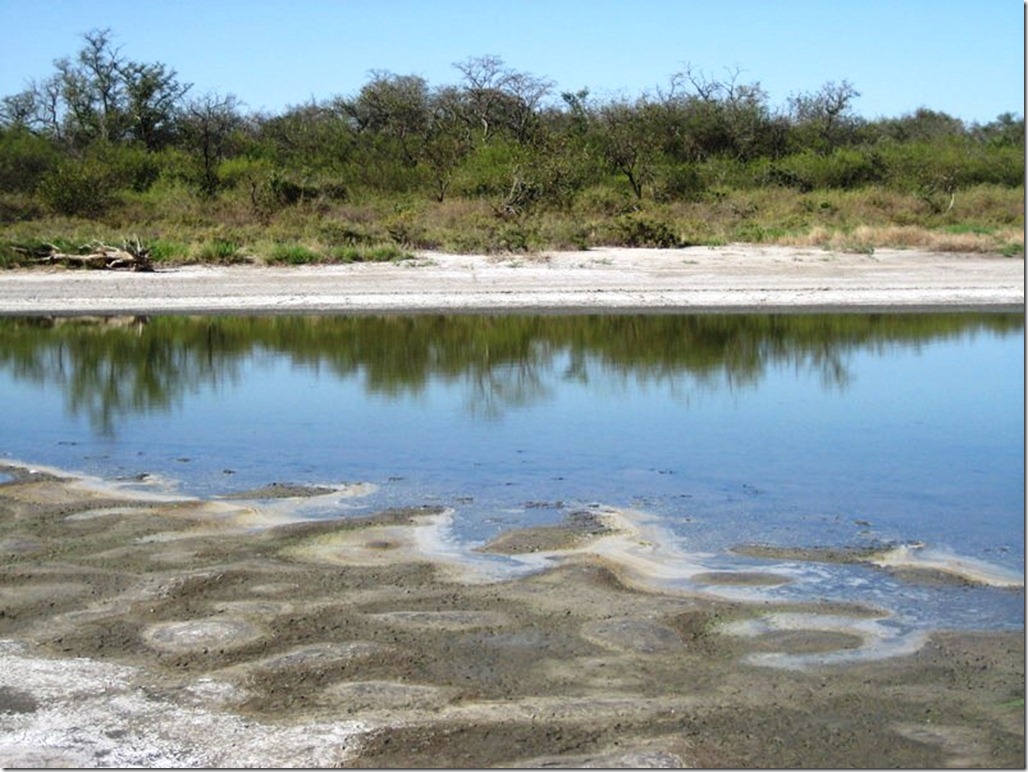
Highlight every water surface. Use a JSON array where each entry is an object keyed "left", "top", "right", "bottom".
[{"left": 1, "top": 313, "right": 1023, "bottom": 633}]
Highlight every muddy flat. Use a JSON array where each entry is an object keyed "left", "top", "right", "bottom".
[{"left": 0, "top": 463, "right": 1023, "bottom": 768}]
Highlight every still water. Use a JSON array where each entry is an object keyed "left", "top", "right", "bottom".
[{"left": 0, "top": 313, "right": 1023, "bottom": 633}]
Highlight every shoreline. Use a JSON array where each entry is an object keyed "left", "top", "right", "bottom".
[
  {"left": 0, "top": 461, "right": 1023, "bottom": 767},
  {"left": 0, "top": 245, "right": 1023, "bottom": 316}
]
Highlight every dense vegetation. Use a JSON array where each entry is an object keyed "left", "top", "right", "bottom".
[{"left": 1, "top": 30, "right": 1023, "bottom": 266}]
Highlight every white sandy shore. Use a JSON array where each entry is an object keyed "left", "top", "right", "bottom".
[{"left": 0, "top": 245, "right": 1023, "bottom": 315}]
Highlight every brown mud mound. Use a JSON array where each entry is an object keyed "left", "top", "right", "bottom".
[{"left": 0, "top": 463, "right": 1023, "bottom": 768}]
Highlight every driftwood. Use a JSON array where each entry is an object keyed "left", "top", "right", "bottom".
[{"left": 16, "top": 239, "right": 154, "bottom": 272}]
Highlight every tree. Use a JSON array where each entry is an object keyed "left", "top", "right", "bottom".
[
  {"left": 788, "top": 80, "right": 861, "bottom": 153},
  {"left": 0, "top": 29, "right": 189, "bottom": 151},
  {"left": 559, "top": 88, "right": 591, "bottom": 136},
  {"left": 648, "top": 65, "right": 781, "bottom": 163},
  {"left": 257, "top": 101, "right": 353, "bottom": 171},
  {"left": 452, "top": 55, "right": 552, "bottom": 144},
  {"left": 342, "top": 72, "right": 430, "bottom": 166},
  {"left": 595, "top": 99, "right": 658, "bottom": 199},
  {"left": 121, "top": 60, "right": 191, "bottom": 150},
  {"left": 974, "top": 112, "right": 1025, "bottom": 147},
  {"left": 3, "top": 75, "right": 65, "bottom": 139},
  {"left": 870, "top": 107, "right": 965, "bottom": 143},
  {"left": 421, "top": 86, "right": 473, "bottom": 201},
  {"left": 56, "top": 28, "right": 126, "bottom": 144},
  {"left": 0, "top": 91, "right": 38, "bottom": 129},
  {"left": 180, "top": 93, "right": 244, "bottom": 197}
]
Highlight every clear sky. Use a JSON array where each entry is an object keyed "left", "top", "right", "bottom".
[{"left": 0, "top": 0, "right": 1023, "bottom": 124}]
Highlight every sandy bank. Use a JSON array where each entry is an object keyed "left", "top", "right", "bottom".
[{"left": 0, "top": 245, "right": 1023, "bottom": 315}]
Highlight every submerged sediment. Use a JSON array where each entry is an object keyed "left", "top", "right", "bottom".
[{"left": 0, "top": 462, "right": 1023, "bottom": 768}]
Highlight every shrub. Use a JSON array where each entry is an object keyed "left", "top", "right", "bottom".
[
  {"left": 879, "top": 139, "right": 1025, "bottom": 191},
  {"left": 0, "top": 128, "right": 60, "bottom": 194},
  {"left": 655, "top": 164, "right": 705, "bottom": 202},
  {"left": 496, "top": 224, "right": 530, "bottom": 252},
  {"left": 102, "top": 144, "right": 162, "bottom": 193},
  {"left": 384, "top": 210, "right": 427, "bottom": 247},
  {"left": 0, "top": 192, "right": 44, "bottom": 223},
  {"left": 767, "top": 148, "right": 885, "bottom": 190},
  {"left": 37, "top": 157, "right": 122, "bottom": 217},
  {"left": 451, "top": 141, "right": 521, "bottom": 198},
  {"left": 613, "top": 213, "right": 682, "bottom": 248},
  {"left": 572, "top": 184, "right": 638, "bottom": 218},
  {"left": 318, "top": 220, "right": 375, "bottom": 246}
]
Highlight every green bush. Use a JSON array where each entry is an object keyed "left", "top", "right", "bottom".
[
  {"left": 613, "top": 213, "right": 682, "bottom": 248},
  {"left": 97, "top": 143, "right": 162, "bottom": 192},
  {"left": 452, "top": 141, "right": 521, "bottom": 198},
  {"left": 0, "top": 128, "right": 60, "bottom": 193},
  {"left": 496, "top": 224, "right": 531, "bottom": 252},
  {"left": 767, "top": 148, "right": 885, "bottom": 191},
  {"left": 0, "top": 192, "right": 44, "bottom": 223},
  {"left": 655, "top": 164, "right": 705, "bottom": 202},
  {"left": 37, "top": 157, "right": 121, "bottom": 217},
  {"left": 878, "top": 139, "right": 1025, "bottom": 191}
]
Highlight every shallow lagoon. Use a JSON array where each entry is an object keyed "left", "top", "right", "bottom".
[{"left": 0, "top": 312, "right": 1023, "bottom": 636}]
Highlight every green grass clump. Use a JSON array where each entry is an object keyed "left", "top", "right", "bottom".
[
  {"left": 944, "top": 224, "right": 995, "bottom": 236},
  {"left": 197, "top": 239, "right": 246, "bottom": 263},
  {"left": 267, "top": 243, "right": 322, "bottom": 264},
  {"left": 147, "top": 238, "right": 191, "bottom": 263},
  {"left": 328, "top": 244, "right": 410, "bottom": 263}
]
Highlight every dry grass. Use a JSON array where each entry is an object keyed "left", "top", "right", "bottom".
[
  {"left": 2, "top": 181, "right": 1023, "bottom": 267},
  {"left": 780, "top": 224, "right": 1025, "bottom": 254}
]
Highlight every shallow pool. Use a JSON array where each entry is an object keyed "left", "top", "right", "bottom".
[{"left": 1, "top": 312, "right": 1023, "bottom": 632}]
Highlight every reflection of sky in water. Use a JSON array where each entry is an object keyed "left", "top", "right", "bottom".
[{"left": 0, "top": 317, "right": 1023, "bottom": 634}]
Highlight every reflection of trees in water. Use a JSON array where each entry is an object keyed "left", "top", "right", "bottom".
[
  {"left": 0, "top": 316, "right": 248, "bottom": 434},
  {"left": 466, "top": 344, "right": 553, "bottom": 419},
  {"left": 0, "top": 313, "right": 1020, "bottom": 433}
]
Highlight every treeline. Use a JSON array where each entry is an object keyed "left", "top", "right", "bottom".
[{"left": 0, "top": 29, "right": 1023, "bottom": 259}]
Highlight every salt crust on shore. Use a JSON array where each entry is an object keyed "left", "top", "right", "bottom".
[
  {"left": 0, "top": 640, "right": 367, "bottom": 768},
  {"left": 0, "top": 245, "right": 1022, "bottom": 315}
]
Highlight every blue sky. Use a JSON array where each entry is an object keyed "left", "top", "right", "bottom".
[{"left": 0, "top": 0, "right": 1022, "bottom": 124}]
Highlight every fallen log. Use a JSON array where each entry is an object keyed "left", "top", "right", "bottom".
[{"left": 21, "top": 240, "right": 154, "bottom": 272}]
